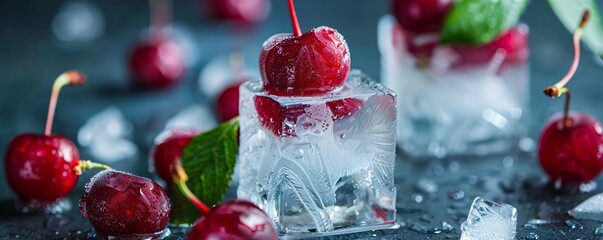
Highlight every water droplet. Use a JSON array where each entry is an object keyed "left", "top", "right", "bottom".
[
  {"left": 441, "top": 221, "right": 453, "bottom": 231},
  {"left": 502, "top": 156, "right": 514, "bottom": 168},
  {"left": 525, "top": 232, "right": 539, "bottom": 239},
  {"left": 565, "top": 219, "right": 583, "bottom": 230}
]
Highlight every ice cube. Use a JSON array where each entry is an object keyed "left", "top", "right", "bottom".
[
  {"left": 460, "top": 197, "right": 517, "bottom": 240},
  {"left": 569, "top": 193, "right": 603, "bottom": 221},
  {"left": 78, "top": 107, "right": 137, "bottom": 162},
  {"left": 164, "top": 105, "right": 216, "bottom": 131},
  {"left": 237, "top": 70, "right": 397, "bottom": 237},
  {"left": 52, "top": 1, "right": 104, "bottom": 42}
]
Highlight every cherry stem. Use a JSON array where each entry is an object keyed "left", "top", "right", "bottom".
[
  {"left": 44, "top": 70, "right": 86, "bottom": 136},
  {"left": 73, "top": 160, "right": 112, "bottom": 175},
  {"left": 287, "top": 0, "right": 302, "bottom": 37},
  {"left": 149, "top": 0, "right": 172, "bottom": 40},
  {"left": 172, "top": 160, "right": 210, "bottom": 215},
  {"left": 543, "top": 11, "right": 589, "bottom": 128}
]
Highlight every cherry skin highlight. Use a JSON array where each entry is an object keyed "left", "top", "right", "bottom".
[
  {"left": 80, "top": 170, "right": 171, "bottom": 237},
  {"left": 216, "top": 81, "right": 244, "bottom": 122},
  {"left": 207, "top": 0, "right": 270, "bottom": 24},
  {"left": 187, "top": 199, "right": 278, "bottom": 240},
  {"left": 129, "top": 39, "right": 185, "bottom": 88},
  {"left": 538, "top": 113, "right": 603, "bottom": 184},
  {"left": 259, "top": 26, "right": 351, "bottom": 96},
  {"left": 152, "top": 129, "right": 200, "bottom": 185},
  {"left": 5, "top": 134, "right": 79, "bottom": 204},
  {"left": 392, "top": 0, "right": 453, "bottom": 34}
]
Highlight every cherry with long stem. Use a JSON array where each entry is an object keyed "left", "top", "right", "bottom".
[
  {"left": 287, "top": 0, "right": 301, "bottom": 37},
  {"left": 543, "top": 11, "right": 590, "bottom": 128}
]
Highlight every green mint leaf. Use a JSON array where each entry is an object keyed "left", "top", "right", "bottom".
[
  {"left": 169, "top": 118, "right": 239, "bottom": 225},
  {"left": 441, "top": 0, "right": 530, "bottom": 45},
  {"left": 548, "top": 0, "right": 603, "bottom": 58}
]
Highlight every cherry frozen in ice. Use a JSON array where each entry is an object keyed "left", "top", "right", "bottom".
[
  {"left": 206, "top": 0, "right": 270, "bottom": 24},
  {"left": 4, "top": 71, "right": 111, "bottom": 206},
  {"left": 259, "top": 0, "right": 350, "bottom": 96},
  {"left": 151, "top": 129, "right": 200, "bottom": 184},
  {"left": 128, "top": 0, "right": 185, "bottom": 88},
  {"left": 392, "top": 0, "right": 453, "bottom": 34},
  {"left": 80, "top": 170, "right": 171, "bottom": 238},
  {"left": 450, "top": 25, "right": 529, "bottom": 70},
  {"left": 538, "top": 11, "right": 603, "bottom": 184},
  {"left": 170, "top": 161, "right": 278, "bottom": 240}
]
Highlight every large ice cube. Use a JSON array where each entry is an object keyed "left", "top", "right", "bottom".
[
  {"left": 569, "top": 193, "right": 603, "bottom": 221},
  {"left": 237, "top": 70, "right": 397, "bottom": 237},
  {"left": 461, "top": 197, "right": 517, "bottom": 240}
]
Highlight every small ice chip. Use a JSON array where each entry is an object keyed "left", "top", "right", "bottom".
[
  {"left": 569, "top": 193, "right": 603, "bottom": 221},
  {"left": 460, "top": 197, "right": 517, "bottom": 240}
]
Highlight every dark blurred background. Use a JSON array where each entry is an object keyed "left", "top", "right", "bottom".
[{"left": 0, "top": 0, "right": 602, "bottom": 204}]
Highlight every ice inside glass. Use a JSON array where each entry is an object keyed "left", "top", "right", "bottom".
[
  {"left": 378, "top": 16, "right": 530, "bottom": 159},
  {"left": 237, "top": 70, "right": 398, "bottom": 237}
]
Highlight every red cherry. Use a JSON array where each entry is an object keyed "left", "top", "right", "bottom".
[
  {"left": 128, "top": 40, "right": 185, "bottom": 88},
  {"left": 80, "top": 170, "right": 171, "bottom": 237},
  {"left": 392, "top": 0, "right": 453, "bottom": 34},
  {"left": 187, "top": 199, "right": 278, "bottom": 240},
  {"left": 538, "top": 113, "right": 603, "bottom": 184},
  {"left": 207, "top": 0, "right": 270, "bottom": 24},
  {"left": 215, "top": 81, "right": 244, "bottom": 122},
  {"left": 259, "top": 26, "right": 351, "bottom": 96},
  {"left": 5, "top": 134, "right": 79, "bottom": 204},
  {"left": 450, "top": 26, "right": 529, "bottom": 70},
  {"left": 3, "top": 71, "right": 94, "bottom": 206},
  {"left": 151, "top": 130, "right": 200, "bottom": 185},
  {"left": 399, "top": 28, "right": 440, "bottom": 61}
]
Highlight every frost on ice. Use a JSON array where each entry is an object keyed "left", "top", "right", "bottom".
[{"left": 461, "top": 197, "right": 517, "bottom": 240}]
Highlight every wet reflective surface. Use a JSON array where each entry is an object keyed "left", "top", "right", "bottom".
[{"left": 1, "top": 0, "right": 603, "bottom": 239}]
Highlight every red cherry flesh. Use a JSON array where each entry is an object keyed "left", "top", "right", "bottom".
[
  {"left": 259, "top": 26, "right": 351, "bottom": 96},
  {"left": 152, "top": 129, "right": 200, "bottom": 185},
  {"left": 80, "top": 170, "right": 170, "bottom": 237},
  {"left": 326, "top": 98, "right": 364, "bottom": 120},
  {"left": 392, "top": 0, "right": 453, "bottom": 34},
  {"left": 5, "top": 134, "right": 80, "bottom": 204},
  {"left": 216, "top": 81, "right": 244, "bottom": 122},
  {"left": 129, "top": 40, "right": 185, "bottom": 88},
  {"left": 188, "top": 199, "right": 278, "bottom": 240},
  {"left": 207, "top": 0, "right": 270, "bottom": 24},
  {"left": 538, "top": 113, "right": 603, "bottom": 184}
]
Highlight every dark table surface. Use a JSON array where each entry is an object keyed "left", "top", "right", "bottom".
[{"left": 1, "top": 0, "right": 603, "bottom": 239}]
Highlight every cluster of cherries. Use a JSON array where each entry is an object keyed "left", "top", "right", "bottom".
[{"left": 391, "top": 0, "right": 528, "bottom": 69}]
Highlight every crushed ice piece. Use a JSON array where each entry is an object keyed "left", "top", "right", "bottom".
[
  {"left": 415, "top": 177, "right": 438, "bottom": 193},
  {"left": 579, "top": 181, "right": 597, "bottom": 193},
  {"left": 565, "top": 219, "right": 583, "bottom": 230},
  {"left": 448, "top": 190, "right": 465, "bottom": 201},
  {"left": 442, "top": 221, "right": 454, "bottom": 231},
  {"left": 460, "top": 197, "right": 517, "bottom": 240},
  {"left": 165, "top": 105, "right": 216, "bottom": 131},
  {"left": 525, "top": 232, "right": 539, "bottom": 240},
  {"left": 78, "top": 107, "right": 137, "bottom": 162},
  {"left": 52, "top": 1, "right": 104, "bottom": 42},
  {"left": 595, "top": 224, "right": 603, "bottom": 235},
  {"left": 569, "top": 193, "right": 603, "bottom": 221}
]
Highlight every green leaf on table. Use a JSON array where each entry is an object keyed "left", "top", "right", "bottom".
[
  {"left": 548, "top": 0, "right": 603, "bottom": 58},
  {"left": 169, "top": 118, "right": 239, "bottom": 225},
  {"left": 440, "top": 0, "right": 530, "bottom": 45}
]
